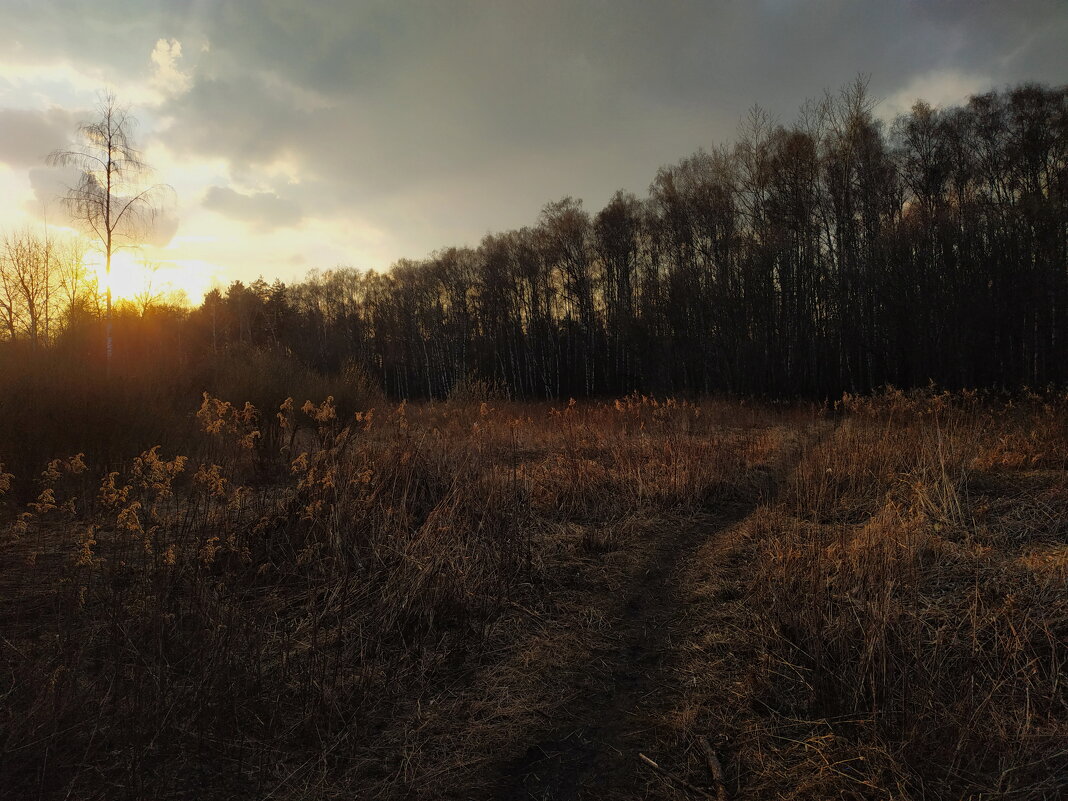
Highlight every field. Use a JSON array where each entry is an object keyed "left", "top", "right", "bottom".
[{"left": 1, "top": 388, "right": 1066, "bottom": 800}]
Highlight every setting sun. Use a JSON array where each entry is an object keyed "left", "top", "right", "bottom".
[{"left": 88, "top": 250, "right": 218, "bottom": 306}]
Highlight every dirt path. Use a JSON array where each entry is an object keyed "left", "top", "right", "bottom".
[
  {"left": 481, "top": 426, "right": 827, "bottom": 801},
  {"left": 490, "top": 506, "right": 753, "bottom": 800}
]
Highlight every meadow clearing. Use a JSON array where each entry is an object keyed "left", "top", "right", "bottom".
[
  {"left": 1, "top": 387, "right": 1065, "bottom": 799},
  {"left": 1, "top": 5, "right": 1065, "bottom": 797}
]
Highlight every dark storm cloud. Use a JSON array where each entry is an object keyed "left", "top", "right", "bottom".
[
  {"left": 203, "top": 186, "right": 303, "bottom": 229},
  {"left": 2, "top": 0, "right": 1066, "bottom": 262},
  {"left": 0, "top": 108, "right": 77, "bottom": 167}
]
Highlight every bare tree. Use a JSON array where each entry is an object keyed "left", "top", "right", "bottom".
[
  {"left": 132, "top": 259, "right": 167, "bottom": 316},
  {"left": 0, "top": 230, "right": 58, "bottom": 346},
  {"left": 48, "top": 91, "right": 169, "bottom": 368},
  {"left": 55, "top": 236, "right": 97, "bottom": 320}
]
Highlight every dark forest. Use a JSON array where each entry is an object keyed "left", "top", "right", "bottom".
[{"left": 158, "top": 81, "right": 1068, "bottom": 397}]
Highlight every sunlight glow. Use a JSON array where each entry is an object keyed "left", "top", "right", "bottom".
[{"left": 88, "top": 250, "right": 220, "bottom": 306}]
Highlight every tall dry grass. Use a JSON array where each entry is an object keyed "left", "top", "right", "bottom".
[
  {"left": 0, "top": 344, "right": 383, "bottom": 500},
  {"left": 4, "top": 387, "right": 1063, "bottom": 798},
  {"left": 725, "top": 389, "right": 1068, "bottom": 799},
  {"left": 0, "top": 392, "right": 803, "bottom": 799}
]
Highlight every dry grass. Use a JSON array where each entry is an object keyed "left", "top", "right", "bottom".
[
  {"left": 0, "top": 393, "right": 803, "bottom": 799},
  {"left": 1, "top": 388, "right": 1065, "bottom": 799},
  {"left": 671, "top": 388, "right": 1068, "bottom": 800}
]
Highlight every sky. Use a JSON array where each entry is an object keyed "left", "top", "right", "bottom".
[{"left": 0, "top": 0, "right": 1065, "bottom": 303}]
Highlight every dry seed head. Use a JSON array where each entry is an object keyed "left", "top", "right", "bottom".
[
  {"left": 133, "top": 446, "right": 187, "bottom": 494},
  {"left": 321, "top": 466, "right": 337, "bottom": 489},
  {"left": 98, "top": 472, "right": 131, "bottom": 508},
  {"left": 290, "top": 452, "right": 310, "bottom": 474},
  {"left": 302, "top": 397, "right": 337, "bottom": 423},
  {"left": 227, "top": 485, "right": 252, "bottom": 510},
  {"left": 29, "top": 488, "right": 57, "bottom": 514},
  {"left": 277, "top": 398, "right": 294, "bottom": 429},
  {"left": 8, "top": 511, "right": 32, "bottom": 541},
  {"left": 197, "top": 393, "right": 233, "bottom": 435},
  {"left": 117, "top": 502, "right": 144, "bottom": 533},
  {"left": 193, "top": 464, "right": 228, "bottom": 497},
  {"left": 199, "top": 536, "right": 220, "bottom": 565},
  {"left": 75, "top": 525, "right": 97, "bottom": 567},
  {"left": 238, "top": 401, "right": 258, "bottom": 425},
  {"left": 42, "top": 459, "right": 63, "bottom": 483}
]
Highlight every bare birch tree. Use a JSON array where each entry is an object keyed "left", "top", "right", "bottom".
[{"left": 48, "top": 91, "right": 169, "bottom": 368}]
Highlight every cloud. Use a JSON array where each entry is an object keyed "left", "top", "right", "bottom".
[
  {"left": 26, "top": 164, "right": 81, "bottom": 218},
  {"left": 150, "top": 38, "right": 191, "bottom": 97},
  {"left": 0, "top": 107, "right": 77, "bottom": 167},
  {"left": 879, "top": 69, "right": 993, "bottom": 120},
  {"left": 152, "top": 1, "right": 1068, "bottom": 259},
  {"left": 0, "top": 0, "right": 1066, "bottom": 277},
  {"left": 203, "top": 185, "right": 302, "bottom": 228},
  {"left": 27, "top": 164, "right": 179, "bottom": 246},
  {"left": 140, "top": 203, "right": 180, "bottom": 247}
]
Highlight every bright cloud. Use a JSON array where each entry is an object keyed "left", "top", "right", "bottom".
[
  {"left": 878, "top": 69, "right": 994, "bottom": 120},
  {"left": 150, "top": 38, "right": 191, "bottom": 97}
]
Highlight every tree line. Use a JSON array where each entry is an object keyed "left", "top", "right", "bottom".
[{"left": 4, "top": 79, "right": 1066, "bottom": 399}]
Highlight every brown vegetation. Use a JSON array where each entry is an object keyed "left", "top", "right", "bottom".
[
  {"left": 665, "top": 390, "right": 1068, "bottom": 800},
  {"left": 1, "top": 388, "right": 1065, "bottom": 799}
]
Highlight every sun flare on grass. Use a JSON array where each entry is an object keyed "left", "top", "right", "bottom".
[{"left": 88, "top": 251, "right": 218, "bottom": 306}]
